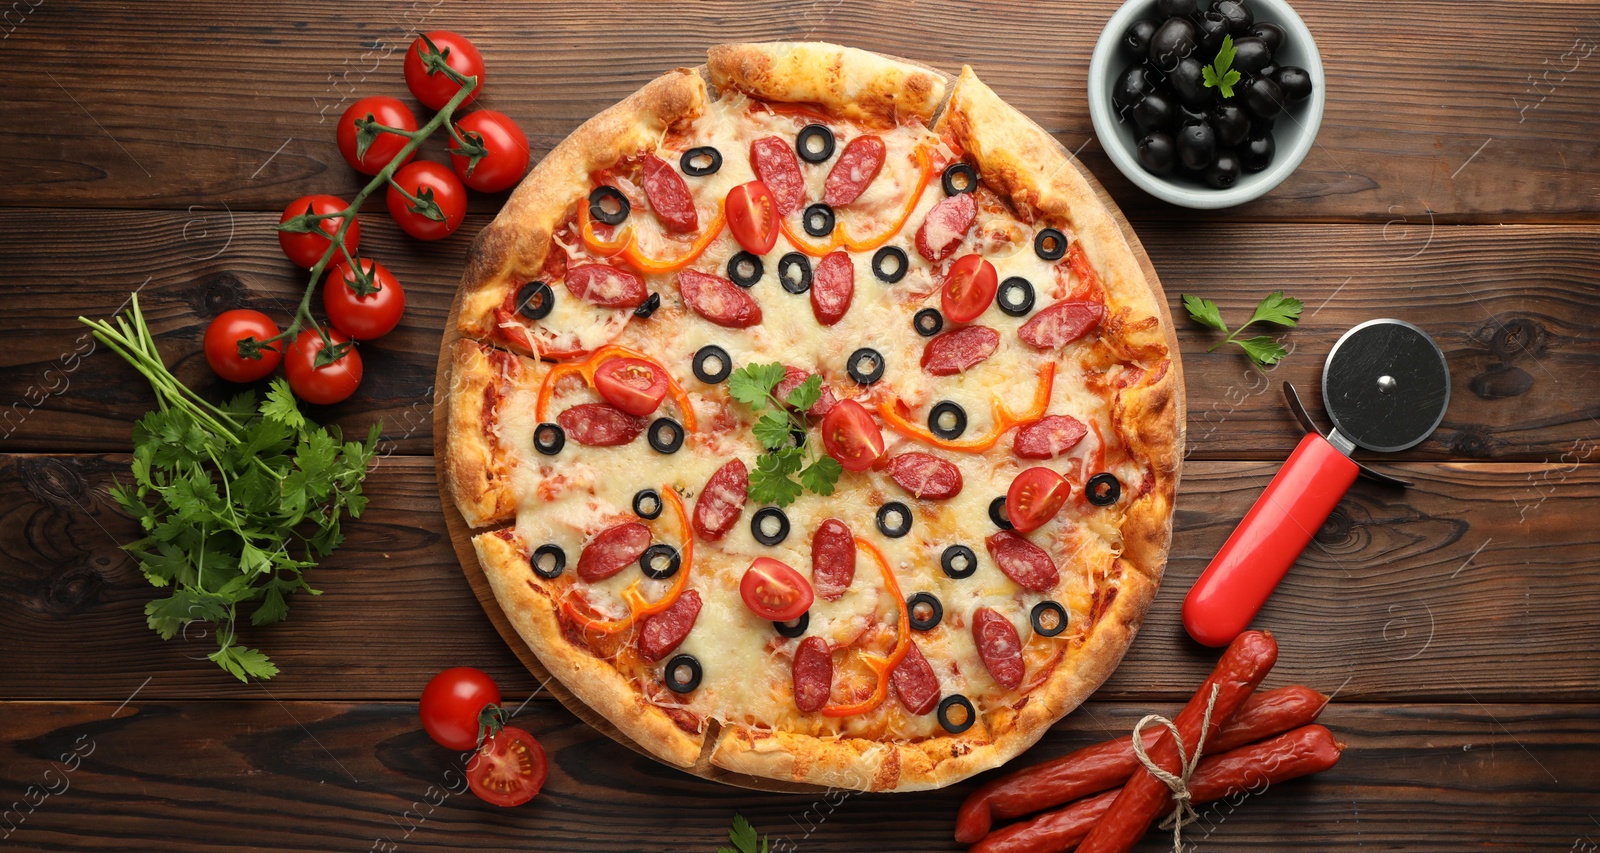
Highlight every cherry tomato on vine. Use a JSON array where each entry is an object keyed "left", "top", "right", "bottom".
[
  {"left": 449, "top": 109, "right": 530, "bottom": 193},
  {"left": 278, "top": 195, "right": 361, "bottom": 269},
  {"left": 419, "top": 667, "right": 501, "bottom": 752},
  {"left": 466, "top": 726, "right": 546, "bottom": 807},
  {"left": 203, "top": 310, "right": 281, "bottom": 383},
  {"left": 323, "top": 258, "right": 406, "bottom": 340},
  {"left": 387, "top": 160, "right": 468, "bottom": 241},
  {"left": 739, "top": 557, "right": 814, "bottom": 622},
  {"left": 284, "top": 328, "right": 362, "bottom": 405},
  {"left": 404, "top": 31, "right": 485, "bottom": 111},
  {"left": 1006, "top": 467, "right": 1071, "bottom": 534},
  {"left": 592, "top": 357, "right": 668, "bottom": 417},
  {"left": 726, "top": 181, "right": 779, "bottom": 255},
  {"left": 820, "top": 399, "right": 885, "bottom": 473},
  {"left": 335, "top": 96, "right": 418, "bottom": 176}
]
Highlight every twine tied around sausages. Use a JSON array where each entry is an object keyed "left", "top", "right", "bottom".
[{"left": 1130, "top": 682, "right": 1222, "bottom": 852}]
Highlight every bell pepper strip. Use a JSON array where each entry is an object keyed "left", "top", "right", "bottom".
[
  {"left": 534, "top": 344, "right": 697, "bottom": 432},
  {"left": 579, "top": 201, "right": 726, "bottom": 274},
  {"left": 778, "top": 146, "right": 935, "bottom": 257},
  {"left": 820, "top": 538, "right": 912, "bottom": 718},
  {"left": 560, "top": 486, "right": 693, "bottom": 634},
  {"left": 878, "top": 363, "right": 1056, "bottom": 453}
]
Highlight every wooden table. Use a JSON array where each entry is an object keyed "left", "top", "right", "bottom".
[{"left": 3, "top": 1, "right": 1597, "bottom": 850}]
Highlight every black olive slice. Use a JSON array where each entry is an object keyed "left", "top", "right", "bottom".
[
  {"left": 633, "top": 291, "right": 661, "bottom": 319},
  {"left": 989, "top": 495, "right": 1014, "bottom": 530},
  {"left": 534, "top": 423, "right": 566, "bottom": 456},
  {"left": 914, "top": 307, "right": 944, "bottom": 337},
  {"left": 1087, "top": 473, "right": 1122, "bottom": 506},
  {"left": 788, "top": 428, "right": 806, "bottom": 449},
  {"left": 648, "top": 417, "right": 685, "bottom": 453},
  {"left": 796, "top": 124, "right": 836, "bottom": 163},
  {"left": 938, "top": 694, "right": 976, "bottom": 734},
  {"left": 664, "top": 654, "right": 702, "bottom": 693},
  {"left": 515, "top": 281, "right": 555, "bottom": 321},
  {"left": 751, "top": 507, "right": 791, "bottom": 546},
  {"left": 907, "top": 593, "right": 944, "bottom": 631},
  {"left": 872, "top": 246, "right": 909, "bottom": 283},
  {"left": 531, "top": 544, "right": 566, "bottom": 579},
  {"left": 778, "top": 252, "right": 812, "bottom": 294},
  {"left": 997, "top": 277, "right": 1036, "bottom": 317},
  {"left": 941, "top": 162, "right": 978, "bottom": 196},
  {"left": 803, "top": 203, "right": 836, "bottom": 237},
  {"left": 876, "top": 501, "right": 912, "bottom": 538},
  {"left": 1031, "top": 600, "right": 1068, "bottom": 637},
  {"left": 774, "top": 611, "right": 810, "bottom": 638},
  {"left": 941, "top": 544, "right": 978, "bottom": 579},
  {"left": 848, "top": 348, "right": 885, "bottom": 385},
  {"left": 680, "top": 146, "right": 722, "bottom": 177},
  {"left": 1034, "top": 228, "right": 1068, "bottom": 261},
  {"left": 928, "top": 401, "right": 967, "bottom": 441},
  {"left": 727, "top": 251, "right": 764, "bottom": 287},
  {"left": 588, "top": 185, "right": 629, "bottom": 225},
  {"left": 692, "top": 345, "right": 732, "bottom": 384},
  {"left": 632, "top": 488, "right": 663, "bottom": 520},
  {"left": 639, "top": 543, "right": 681, "bottom": 580}
]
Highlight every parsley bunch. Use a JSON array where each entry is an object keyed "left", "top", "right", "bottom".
[
  {"left": 726, "top": 363, "right": 843, "bottom": 507},
  {"left": 80, "top": 295, "right": 378, "bottom": 681},
  {"left": 1183, "top": 290, "right": 1304, "bottom": 369}
]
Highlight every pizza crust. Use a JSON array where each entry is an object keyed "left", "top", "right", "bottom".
[
  {"left": 443, "top": 338, "right": 529, "bottom": 529},
  {"left": 707, "top": 41, "right": 948, "bottom": 127}
]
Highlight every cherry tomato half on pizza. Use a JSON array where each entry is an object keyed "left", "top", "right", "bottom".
[
  {"left": 203, "top": 310, "right": 281, "bottom": 383},
  {"left": 1006, "top": 467, "right": 1071, "bottom": 533},
  {"left": 592, "top": 357, "right": 668, "bottom": 417},
  {"left": 726, "top": 180, "right": 779, "bottom": 255},
  {"left": 941, "top": 254, "right": 999, "bottom": 324},
  {"left": 821, "top": 399, "right": 886, "bottom": 472},
  {"left": 740, "top": 557, "right": 814, "bottom": 622}
]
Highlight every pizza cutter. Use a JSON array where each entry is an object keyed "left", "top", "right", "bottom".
[{"left": 1182, "top": 318, "right": 1451, "bottom": 647}]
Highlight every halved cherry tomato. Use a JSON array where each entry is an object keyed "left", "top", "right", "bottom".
[
  {"left": 1006, "top": 466, "right": 1071, "bottom": 533},
  {"left": 449, "top": 109, "right": 530, "bottom": 193},
  {"left": 387, "top": 160, "right": 468, "bottom": 241},
  {"left": 284, "top": 328, "right": 362, "bottom": 405},
  {"left": 941, "top": 254, "right": 999, "bottom": 324},
  {"left": 592, "top": 357, "right": 668, "bottom": 417},
  {"left": 740, "top": 557, "right": 815, "bottom": 622},
  {"left": 726, "top": 180, "right": 779, "bottom": 255},
  {"left": 403, "top": 30, "right": 485, "bottom": 111},
  {"left": 821, "top": 399, "right": 886, "bottom": 473},
  {"left": 203, "top": 310, "right": 281, "bottom": 383},
  {"left": 419, "top": 666, "right": 501, "bottom": 751},
  {"left": 278, "top": 195, "right": 361, "bottom": 269},
  {"left": 335, "top": 95, "right": 418, "bottom": 176},
  {"left": 466, "top": 726, "right": 547, "bottom": 807},
  {"left": 323, "top": 258, "right": 405, "bottom": 340}
]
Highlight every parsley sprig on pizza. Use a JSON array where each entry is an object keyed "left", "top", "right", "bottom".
[{"left": 727, "top": 362, "right": 843, "bottom": 506}]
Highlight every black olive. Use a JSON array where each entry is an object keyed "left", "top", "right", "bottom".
[
  {"left": 1112, "top": 64, "right": 1156, "bottom": 116},
  {"left": 1212, "top": 0, "right": 1253, "bottom": 35},
  {"left": 1157, "top": 0, "right": 1201, "bottom": 18},
  {"left": 632, "top": 488, "right": 663, "bottom": 520},
  {"left": 534, "top": 422, "right": 565, "bottom": 455},
  {"left": 1087, "top": 472, "right": 1124, "bottom": 506},
  {"left": 1148, "top": 17, "right": 1199, "bottom": 71},
  {"left": 803, "top": 203, "right": 836, "bottom": 237},
  {"left": 796, "top": 124, "right": 836, "bottom": 163},
  {"left": 648, "top": 417, "right": 685, "bottom": 453},
  {"left": 928, "top": 401, "right": 967, "bottom": 440},
  {"left": 1034, "top": 228, "right": 1068, "bottom": 261},
  {"left": 942, "top": 162, "right": 978, "bottom": 196},
  {"left": 872, "top": 246, "right": 909, "bottom": 283},
  {"left": 937, "top": 694, "right": 976, "bottom": 734},
  {"left": 1177, "top": 123, "right": 1217, "bottom": 171},
  {"left": 633, "top": 292, "right": 661, "bottom": 319},
  {"left": 1123, "top": 18, "right": 1159, "bottom": 55},
  {"left": 1204, "top": 149, "right": 1242, "bottom": 189},
  {"left": 778, "top": 252, "right": 812, "bottom": 294},
  {"left": 1170, "top": 57, "right": 1214, "bottom": 111},
  {"left": 679, "top": 146, "right": 722, "bottom": 177},
  {"left": 997, "top": 277, "right": 1036, "bottom": 317},
  {"left": 1196, "top": 10, "right": 1230, "bottom": 53},
  {"left": 774, "top": 611, "right": 810, "bottom": 638},
  {"left": 988, "top": 496, "right": 1013, "bottom": 530},
  {"left": 1132, "top": 89, "right": 1179, "bottom": 134},
  {"left": 1031, "top": 601, "right": 1069, "bottom": 637},
  {"left": 692, "top": 345, "right": 732, "bottom": 384},
  {"left": 1258, "top": 63, "right": 1278, "bottom": 80},
  {"left": 1249, "top": 21, "right": 1285, "bottom": 53},
  {"left": 1210, "top": 102, "right": 1251, "bottom": 148},
  {"left": 664, "top": 654, "right": 702, "bottom": 693},
  {"left": 876, "top": 501, "right": 912, "bottom": 538},
  {"left": 727, "top": 251, "right": 764, "bottom": 287},
  {"left": 1141, "top": 132, "right": 1179, "bottom": 175},
  {"left": 1250, "top": 113, "right": 1276, "bottom": 135},
  {"left": 1230, "top": 36, "right": 1273, "bottom": 75},
  {"left": 588, "top": 185, "right": 629, "bottom": 225},
  {"left": 847, "top": 348, "right": 884, "bottom": 385},
  {"left": 515, "top": 281, "right": 555, "bottom": 321},
  {"left": 751, "top": 506, "right": 791, "bottom": 546},
  {"left": 907, "top": 593, "right": 944, "bottom": 631},
  {"left": 1179, "top": 104, "right": 1211, "bottom": 127},
  {"left": 531, "top": 544, "right": 566, "bottom": 579},
  {"left": 1241, "top": 75, "right": 1284, "bottom": 119},
  {"left": 914, "top": 307, "right": 944, "bottom": 337},
  {"left": 639, "top": 543, "right": 681, "bottom": 579},
  {"left": 788, "top": 428, "right": 806, "bottom": 449},
  {"left": 941, "top": 544, "right": 978, "bottom": 579},
  {"left": 1242, "top": 133, "right": 1275, "bottom": 172},
  {"left": 1274, "top": 66, "right": 1314, "bottom": 102}
]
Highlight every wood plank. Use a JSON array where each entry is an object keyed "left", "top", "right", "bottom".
[
  {"left": 3, "top": 212, "right": 1595, "bottom": 461},
  {"left": 3, "top": 455, "right": 1596, "bottom": 703},
  {"left": 0, "top": 699, "right": 1595, "bottom": 851},
  {"left": 3, "top": 2, "right": 1598, "bottom": 221}
]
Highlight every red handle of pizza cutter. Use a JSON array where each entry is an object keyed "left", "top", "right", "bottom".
[{"left": 1182, "top": 432, "right": 1360, "bottom": 647}]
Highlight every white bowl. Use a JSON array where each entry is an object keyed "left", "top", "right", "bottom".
[{"left": 1087, "top": 0, "right": 1325, "bottom": 209}]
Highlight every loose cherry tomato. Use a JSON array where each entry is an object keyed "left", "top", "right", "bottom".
[
  {"left": 404, "top": 30, "right": 485, "bottom": 111},
  {"left": 450, "top": 109, "right": 530, "bottom": 193},
  {"left": 820, "top": 399, "right": 885, "bottom": 473},
  {"left": 335, "top": 95, "right": 418, "bottom": 176},
  {"left": 387, "top": 160, "right": 468, "bottom": 241},
  {"left": 739, "top": 557, "right": 815, "bottom": 622},
  {"left": 278, "top": 195, "right": 361, "bottom": 269},
  {"left": 203, "top": 310, "right": 281, "bottom": 383},
  {"left": 941, "top": 254, "right": 999, "bottom": 324},
  {"left": 284, "top": 328, "right": 362, "bottom": 405},
  {"left": 466, "top": 726, "right": 546, "bottom": 807},
  {"left": 592, "top": 357, "right": 668, "bottom": 417},
  {"left": 726, "top": 180, "right": 778, "bottom": 255},
  {"left": 419, "top": 667, "right": 501, "bottom": 751},
  {"left": 323, "top": 258, "right": 406, "bottom": 340},
  {"left": 1006, "top": 466, "right": 1071, "bottom": 533}
]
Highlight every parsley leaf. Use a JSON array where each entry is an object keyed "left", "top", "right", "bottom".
[
  {"left": 1184, "top": 290, "right": 1302, "bottom": 370},
  {"left": 1236, "top": 336, "right": 1290, "bottom": 366},
  {"left": 750, "top": 448, "right": 805, "bottom": 507},
  {"left": 726, "top": 363, "right": 842, "bottom": 506},
  {"left": 727, "top": 362, "right": 785, "bottom": 409},
  {"left": 718, "top": 814, "right": 768, "bottom": 853},
  {"left": 1182, "top": 294, "right": 1227, "bottom": 332},
  {"left": 1245, "top": 291, "right": 1304, "bottom": 328},
  {"left": 783, "top": 374, "right": 822, "bottom": 412},
  {"left": 1202, "top": 35, "right": 1243, "bottom": 98},
  {"left": 752, "top": 410, "right": 794, "bottom": 451},
  {"left": 798, "top": 455, "right": 843, "bottom": 497}
]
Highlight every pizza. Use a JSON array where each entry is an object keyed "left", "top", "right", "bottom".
[{"left": 442, "top": 42, "right": 1181, "bottom": 792}]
